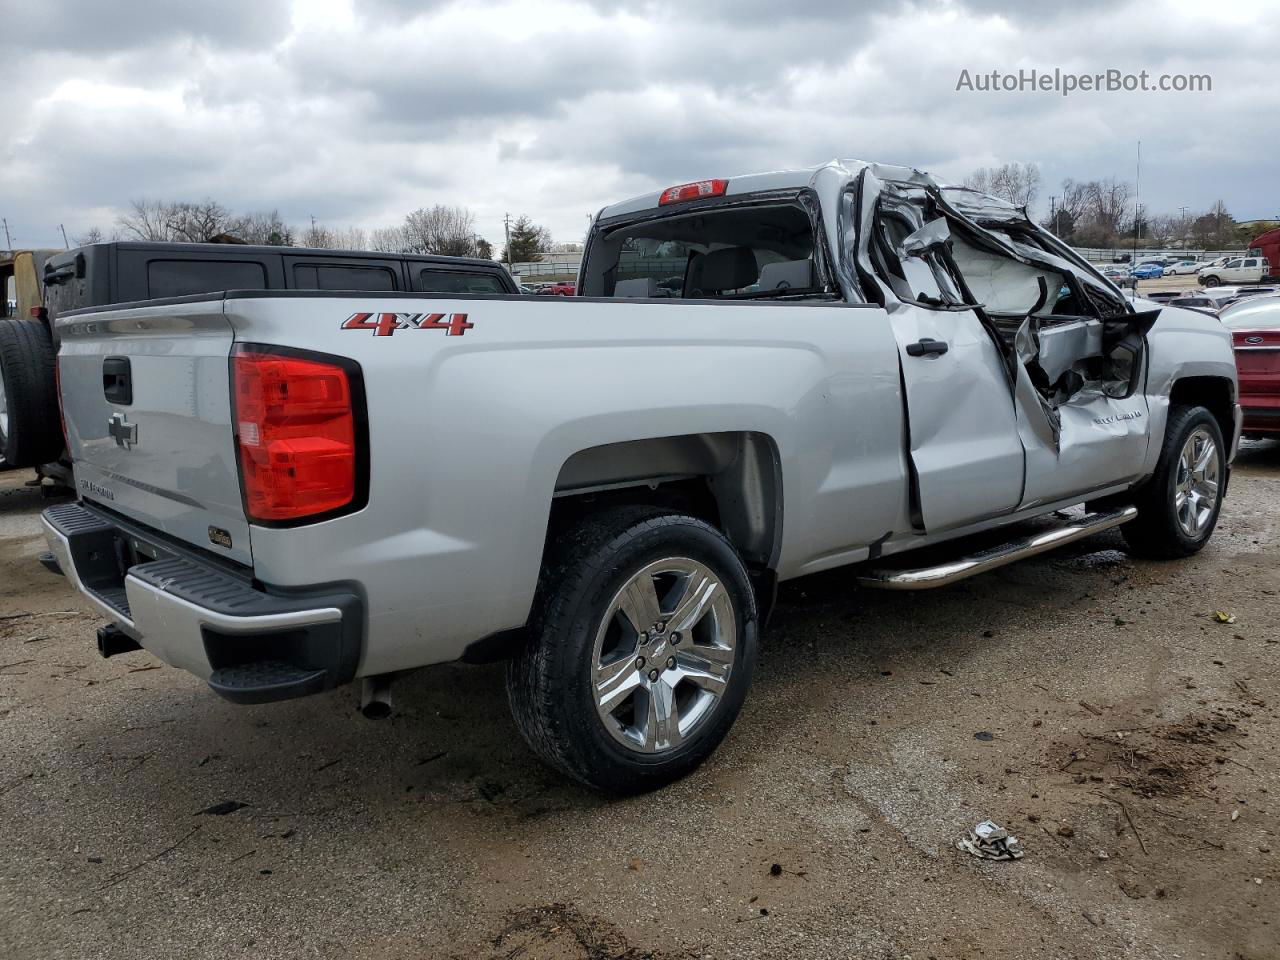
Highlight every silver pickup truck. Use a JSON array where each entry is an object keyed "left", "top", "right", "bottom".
[{"left": 42, "top": 160, "right": 1240, "bottom": 793}]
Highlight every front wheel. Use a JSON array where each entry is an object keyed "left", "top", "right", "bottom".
[
  {"left": 1122, "top": 405, "right": 1226, "bottom": 559},
  {"left": 1201, "top": 275, "right": 1220, "bottom": 287},
  {"left": 507, "top": 508, "right": 758, "bottom": 794}
]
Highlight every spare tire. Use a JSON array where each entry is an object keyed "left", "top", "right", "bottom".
[{"left": 0, "top": 318, "right": 64, "bottom": 469}]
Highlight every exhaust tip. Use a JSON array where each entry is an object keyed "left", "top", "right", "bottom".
[{"left": 359, "top": 675, "right": 393, "bottom": 719}]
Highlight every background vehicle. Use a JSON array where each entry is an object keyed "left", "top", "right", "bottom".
[
  {"left": 1200, "top": 256, "right": 1268, "bottom": 287},
  {"left": 42, "top": 161, "right": 1239, "bottom": 793},
  {"left": 1220, "top": 295, "right": 1280, "bottom": 436},
  {"left": 1, "top": 242, "right": 515, "bottom": 473},
  {"left": 1130, "top": 263, "right": 1164, "bottom": 279},
  {"left": 1100, "top": 265, "right": 1133, "bottom": 286},
  {"left": 1164, "top": 260, "right": 1201, "bottom": 275},
  {"left": 1250, "top": 227, "right": 1280, "bottom": 280},
  {"left": 536, "top": 280, "right": 576, "bottom": 296},
  {"left": 1168, "top": 293, "right": 1222, "bottom": 312}
]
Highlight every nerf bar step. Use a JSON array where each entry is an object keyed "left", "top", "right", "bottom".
[{"left": 856, "top": 506, "right": 1138, "bottom": 591}]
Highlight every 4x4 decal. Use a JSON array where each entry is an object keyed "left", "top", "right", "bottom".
[{"left": 341, "top": 312, "right": 473, "bottom": 337}]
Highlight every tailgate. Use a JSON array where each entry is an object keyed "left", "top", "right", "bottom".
[
  {"left": 57, "top": 298, "right": 251, "bottom": 565},
  {"left": 1234, "top": 329, "right": 1280, "bottom": 394}
]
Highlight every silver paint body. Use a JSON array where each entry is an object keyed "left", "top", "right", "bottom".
[{"left": 51, "top": 160, "right": 1239, "bottom": 681}]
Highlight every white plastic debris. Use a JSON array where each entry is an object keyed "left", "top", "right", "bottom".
[{"left": 955, "top": 820, "right": 1024, "bottom": 861}]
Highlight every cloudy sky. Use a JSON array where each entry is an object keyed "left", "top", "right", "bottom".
[{"left": 2, "top": 0, "right": 1277, "bottom": 250}]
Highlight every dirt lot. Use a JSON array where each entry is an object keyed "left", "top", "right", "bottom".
[{"left": 1, "top": 446, "right": 1278, "bottom": 960}]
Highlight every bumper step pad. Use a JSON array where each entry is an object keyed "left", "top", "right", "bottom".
[{"left": 209, "top": 661, "right": 328, "bottom": 704}]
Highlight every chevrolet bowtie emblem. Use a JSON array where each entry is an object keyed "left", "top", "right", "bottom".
[{"left": 108, "top": 412, "right": 137, "bottom": 449}]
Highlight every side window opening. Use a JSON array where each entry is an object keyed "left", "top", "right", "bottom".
[
  {"left": 147, "top": 259, "right": 267, "bottom": 299},
  {"left": 581, "top": 201, "right": 833, "bottom": 301},
  {"left": 417, "top": 269, "right": 505, "bottom": 294},
  {"left": 293, "top": 263, "right": 398, "bottom": 291}
]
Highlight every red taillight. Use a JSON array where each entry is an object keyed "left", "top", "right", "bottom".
[
  {"left": 658, "top": 179, "right": 728, "bottom": 206},
  {"left": 231, "top": 348, "right": 361, "bottom": 524},
  {"left": 30, "top": 306, "right": 47, "bottom": 320}
]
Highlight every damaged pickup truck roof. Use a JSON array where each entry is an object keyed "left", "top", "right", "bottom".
[{"left": 602, "top": 159, "right": 1149, "bottom": 440}]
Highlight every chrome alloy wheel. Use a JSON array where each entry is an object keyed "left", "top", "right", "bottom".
[
  {"left": 0, "top": 371, "right": 8, "bottom": 441},
  {"left": 1174, "top": 426, "right": 1221, "bottom": 538},
  {"left": 591, "top": 557, "right": 736, "bottom": 754}
]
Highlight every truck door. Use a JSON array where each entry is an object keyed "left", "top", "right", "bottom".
[
  {"left": 854, "top": 174, "right": 1024, "bottom": 533},
  {"left": 934, "top": 202, "right": 1154, "bottom": 508},
  {"left": 888, "top": 304, "right": 1025, "bottom": 531}
]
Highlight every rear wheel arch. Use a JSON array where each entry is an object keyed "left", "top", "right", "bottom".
[{"left": 548, "top": 430, "right": 783, "bottom": 589}]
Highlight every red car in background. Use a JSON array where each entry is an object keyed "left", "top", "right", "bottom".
[
  {"left": 537, "top": 280, "right": 576, "bottom": 296},
  {"left": 1221, "top": 295, "right": 1280, "bottom": 437}
]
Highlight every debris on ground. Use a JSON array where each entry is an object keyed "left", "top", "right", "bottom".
[
  {"left": 955, "top": 820, "right": 1024, "bottom": 861},
  {"left": 1213, "top": 611, "right": 1237, "bottom": 624},
  {"left": 197, "top": 800, "right": 250, "bottom": 816}
]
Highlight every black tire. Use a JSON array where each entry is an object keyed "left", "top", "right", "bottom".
[
  {"left": 1122, "top": 405, "right": 1226, "bottom": 559},
  {"left": 0, "top": 318, "right": 63, "bottom": 469},
  {"left": 507, "top": 507, "right": 758, "bottom": 794},
  {"left": 1201, "top": 275, "right": 1220, "bottom": 287}
]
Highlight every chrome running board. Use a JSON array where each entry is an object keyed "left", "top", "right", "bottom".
[{"left": 856, "top": 506, "right": 1138, "bottom": 591}]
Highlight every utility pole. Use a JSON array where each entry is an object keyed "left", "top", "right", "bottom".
[
  {"left": 2, "top": 217, "right": 11, "bottom": 250},
  {"left": 503, "top": 212, "right": 512, "bottom": 273},
  {"left": 1132, "top": 140, "right": 1142, "bottom": 264},
  {"left": 1049, "top": 196, "right": 1057, "bottom": 235},
  {"left": 59, "top": 224, "right": 70, "bottom": 248}
]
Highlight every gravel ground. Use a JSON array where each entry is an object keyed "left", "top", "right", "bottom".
[{"left": 1, "top": 444, "right": 1277, "bottom": 960}]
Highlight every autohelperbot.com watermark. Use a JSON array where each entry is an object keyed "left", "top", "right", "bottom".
[{"left": 955, "top": 68, "right": 1211, "bottom": 96}]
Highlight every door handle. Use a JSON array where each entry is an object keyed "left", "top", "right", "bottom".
[{"left": 906, "top": 338, "right": 949, "bottom": 357}]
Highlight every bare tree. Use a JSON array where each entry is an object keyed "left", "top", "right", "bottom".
[
  {"left": 329, "top": 226, "right": 368, "bottom": 250},
  {"left": 965, "top": 163, "right": 1040, "bottom": 209},
  {"left": 963, "top": 168, "right": 992, "bottom": 194},
  {"left": 301, "top": 222, "right": 336, "bottom": 249},
  {"left": 237, "top": 210, "right": 294, "bottom": 246},
  {"left": 368, "top": 225, "right": 410, "bottom": 253},
  {"left": 1146, "top": 213, "right": 1179, "bottom": 247},
  {"left": 71, "top": 226, "right": 105, "bottom": 246},
  {"left": 116, "top": 199, "right": 176, "bottom": 241},
  {"left": 402, "top": 204, "right": 477, "bottom": 256},
  {"left": 992, "top": 163, "right": 1041, "bottom": 208},
  {"left": 1190, "top": 200, "right": 1234, "bottom": 248},
  {"left": 1086, "top": 178, "right": 1132, "bottom": 238},
  {"left": 116, "top": 199, "right": 246, "bottom": 242}
]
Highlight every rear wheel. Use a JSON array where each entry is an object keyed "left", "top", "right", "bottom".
[
  {"left": 1122, "top": 405, "right": 1225, "bottom": 558},
  {"left": 0, "top": 318, "right": 63, "bottom": 469},
  {"left": 507, "top": 508, "right": 758, "bottom": 794}
]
